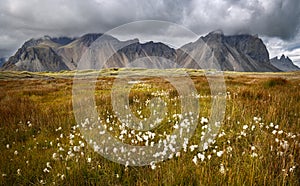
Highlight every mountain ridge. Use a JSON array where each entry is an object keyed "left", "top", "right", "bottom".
[
  {"left": 2, "top": 32, "right": 296, "bottom": 72},
  {"left": 270, "top": 54, "right": 300, "bottom": 71}
]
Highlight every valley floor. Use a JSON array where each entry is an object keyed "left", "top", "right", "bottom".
[{"left": 0, "top": 69, "right": 299, "bottom": 185}]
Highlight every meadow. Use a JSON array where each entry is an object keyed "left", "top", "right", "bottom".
[{"left": 0, "top": 69, "right": 299, "bottom": 185}]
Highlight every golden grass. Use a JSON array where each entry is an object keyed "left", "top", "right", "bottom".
[{"left": 0, "top": 69, "right": 299, "bottom": 185}]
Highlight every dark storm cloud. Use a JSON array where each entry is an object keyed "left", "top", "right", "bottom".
[
  {"left": 0, "top": 0, "right": 299, "bottom": 58},
  {"left": 183, "top": 0, "right": 300, "bottom": 39}
]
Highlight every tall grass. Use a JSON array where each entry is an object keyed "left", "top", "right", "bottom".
[{"left": 0, "top": 70, "right": 299, "bottom": 185}]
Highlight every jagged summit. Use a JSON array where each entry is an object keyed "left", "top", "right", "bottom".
[{"left": 270, "top": 54, "right": 300, "bottom": 71}]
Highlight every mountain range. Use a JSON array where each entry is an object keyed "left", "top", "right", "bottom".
[
  {"left": 270, "top": 54, "right": 300, "bottom": 72},
  {"left": 1, "top": 32, "right": 299, "bottom": 72}
]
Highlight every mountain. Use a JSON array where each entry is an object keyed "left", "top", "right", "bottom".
[
  {"left": 177, "top": 31, "right": 279, "bottom": 71},
  {"left": 1, "top": 32, "right": 281, "bottom": 72},
  {"left": 270, "top": 54, "right": 300, "bottom": 71},
  {"left": 2, "top": 36, "right": 71, "bottom": 71}
]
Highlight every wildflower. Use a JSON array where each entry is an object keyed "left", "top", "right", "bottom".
[
  {"left": 218, "top": 131, "right": 226, "bottom": 138},
  {"left": 73, "top": 146, "right": 80, "bottom": 152},
  {"left": 189, "top": 145, "right": 198, "bottom": 152},
  {"left": 240, "top": 131, "right": 247, "bottom": 136},
  {"left": 87, "top": 157, "right": 92, "bottom": 163},
  {"left": 192, "top": 156, "right": 198, "bottom": 165},
  {"left": 242, "top": 125, "right": 248, "bottom": 130},
  {"left": 46, "top": 162, "right": 52, "bottom": 169},
  {"left": 197, "top": 153, "right": 205, "bottom": 161},
  {"left": 27, "top": 121, "right": 32, "bottom": 127},
  {"left": 43, "top": 168, "right": 50, "bottom": 173},
  {"left": 200, "top": 117, "right": 208, "bottom": 124},
  {"left": 226, "top": 146, "right": 233, "bottom": 153},
  {"left": 39, "top": 180, "right": 46, "bottom": 184},
  {"left": 17, "top": 169, "right": 21, "bottom": 175},
  {"left": 203, "top": 142, "right": 209, "bottom": 151},
  {"left": 250, "top": 152, "right": 258, "bottom": 158},
  {"left": 219, "top": 164, "right": 225, "bottom": 174},
  {"left": 60, "top": 174, "right": 65, "bottom": 180},
  {"left": 6, "top": 144, "right": 9, "bottom": 149},
  {"left": 278, "top": 130, "right": 283, "bottom": 135},
  {"left": 272, "top": 130, "right": 277, "bottom": 135},
  {"left": 14, "top": 150, "right": 18, "bottom": 155},
  {"left": 251, "top": 146, "right": 256, "bottom": 151},
  {"left": 55, "top": 126, "right": 62, "bottom": 131},
  {"left": 207, "top": 155, "right": 211, "bottom": 160},
  {"left": 217, "top": 151, "right": 223, "bottom": 157},
  {"left": 150, "top": 162, "right": 156, "bottom": 170},
  {"left": 289, "top": 166, "right": 296, "bottom": 172}
]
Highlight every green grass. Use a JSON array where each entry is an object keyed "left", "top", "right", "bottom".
[{"left": 0, "top": 69, "right": 299, "bottom": 185}]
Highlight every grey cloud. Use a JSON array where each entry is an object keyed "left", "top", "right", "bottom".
[
  {"left": 183, "top": 0, "right": 300, "bottom": 39},
  {"left": 0, "top": 0, "right": 299, "bottom": 58}
]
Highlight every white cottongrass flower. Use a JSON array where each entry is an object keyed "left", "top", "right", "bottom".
[
  {"left": 6, "top": 144, "right": 9, "bottom": 149},
  {"left": 219, "top": 164, "right": 225, "bottom": 174},
  {"left": 217, "top": 151, "right": 224, "bottom": 157},
  {"left": 243, "top": 125, "right": 248, "bottom": 130},
  {"left": 226, "top": 146, "right": 233, "bottom": 153},
  {"left": 14, "top": 150, "right": 18, "bottom": 155},
  {"left": 189, "top": 145, "right": 198, "bottom": 152},
  {"left": 46, "top": 162, "right": 52, "bottom": 169},
  {"left": 251, "top": 146, "right": 256, "bottom": 151},
  {"left": 289, "top": 166, "right": 296, "bottom": 172},
  {"left": 52, "top": 153, "right": 58, "bottom": 160},
  {"left": 200, "top": 117, "right": 208, "bottom": 124},
  {"left": 60, "top": 174, "right": 65, "bottom": 180},
  {"left": 43, "top": 168, "right": 50, "bottom": 173},
  {"left": 250, "top": 152, "right": 258, "bottom": 158},
  {"left": 150, "top": 162, "right": 156, "bottom": 170},
  {"left": 73, "top": 146, "right": 80, "bottom": 152},
  {"left": 87, "top": 157, "right": 91, "bottom": 163},
  {"left": 197, "top": 153, "right": 205, "bottom": 161},
  {"left": 192, "top": 156, "right": 198, "bottom": 165},
  {"left": 207, "top": 155, "right": 211, "bottom": 160},
  {"left": 17, "top": 169, "right": 21, "bottom": 175},
  {"left": 203, "top": 142, "right": 209, "bottom": 151}
]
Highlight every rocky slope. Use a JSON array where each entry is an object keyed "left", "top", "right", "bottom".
[
  {"left": 177, "top": 31, "right": 279, "bottom": 71},
  {"left": 1, "top": 32, "right": 282, "bottom": 72},
  {"left": 270, "top": 54, "right": 300, "bottom": 71}
]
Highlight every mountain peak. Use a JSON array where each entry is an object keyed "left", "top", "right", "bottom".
[
  {"left": 208, "top": 30, "right": 224, "bottom": 36},
  {"left": 280, "top": 54, "right": 286, "bottom": 60},
  {"left": 271, "top": 54, "right": 300, "bottom": 71}
]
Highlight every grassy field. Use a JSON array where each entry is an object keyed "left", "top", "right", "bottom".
[{"left": 0, "top": 69, "right": 299, "bottom": 185}]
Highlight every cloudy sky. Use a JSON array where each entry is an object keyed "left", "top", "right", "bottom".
[{"left": 0, "top": 0, "right": 300, "bottom": 66}]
